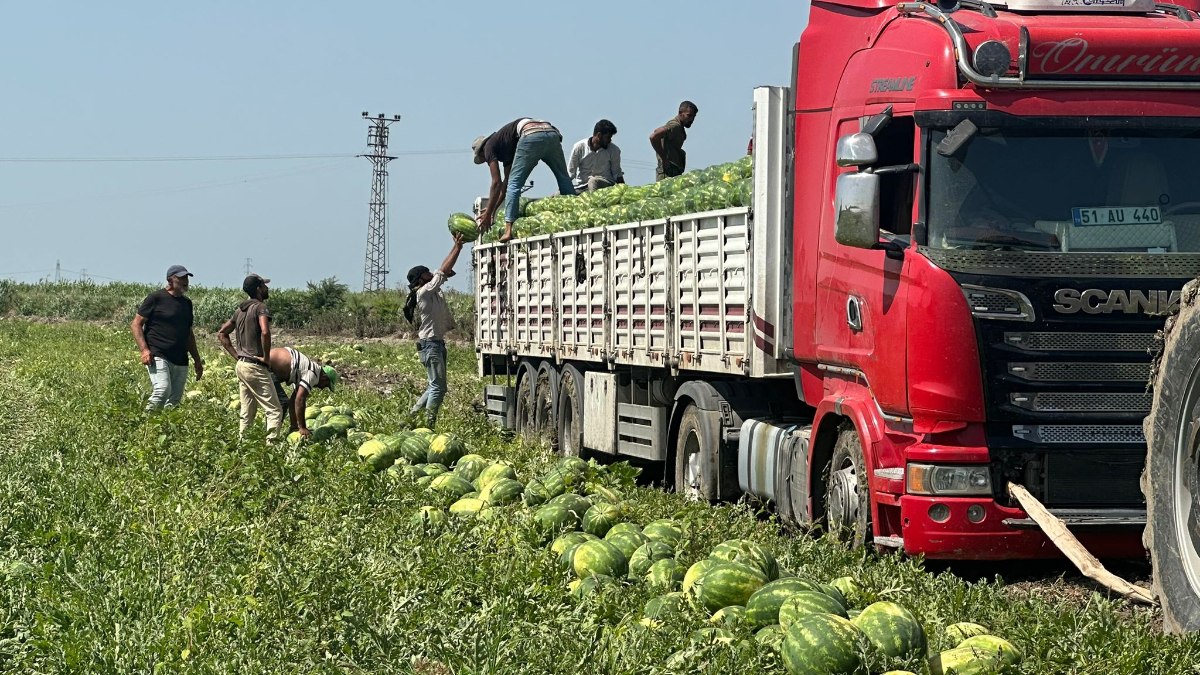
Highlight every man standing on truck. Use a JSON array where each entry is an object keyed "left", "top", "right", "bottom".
[
  {"left": 131, "top": 264, "right": 203, "bottom": 411},
  {"left": 472, "top": 118, "right": 576, "bottom": 243},
  {"left": 650, "top": 100, "right": 698, "bottom": 181},
  {"left": 261, "top": 346, "right": 337, "bottom": 439},
  {"left": 403, "top": 233, "right": 464, "bottom": 429},
  {"left": 216, "top": 274, "right": 284, "bottom": 440},
  {"left": 568, "top": 119, "right": 625, "bottom": 194}
]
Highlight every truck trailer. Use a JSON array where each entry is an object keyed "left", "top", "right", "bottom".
[{"left": 474, "top": 0, "right": 1200, "bottom": 561}]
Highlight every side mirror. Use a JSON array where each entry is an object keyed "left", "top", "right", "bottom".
[
  {"left": 836, "top": 133, "right": 878, "bottom": 168},
  {"left": 835, "top": 172, "right": 881, "bottom": 249}
]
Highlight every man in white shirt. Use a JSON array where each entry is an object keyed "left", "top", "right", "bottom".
[
  {"left": 568, "top": 119, "right": 624, "bottom": 194},
  {"left": 403, "top": 233, "right": 465, "bottom": 428}
]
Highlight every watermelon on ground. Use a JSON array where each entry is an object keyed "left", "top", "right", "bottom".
[
  {"left": 428, "top": 473, "right": 475, "bottom": 499},
  {"left": 475, "top": 463, "right": 518, "bottom": 490},
  {"left": 645, "top": 558, "right": 686, "bottom": 590},
  {"left": 356, "top": 438, "right": 396, "bottom": 472},
  {"left": 454, "top": 458, "right": 488, "bottom": 484},
  {"left": 398, "top": 434, "right": 429, "bottom": 464},
  {"left": 549, "top": 493, "right": 592, "bottom": 519},
  {"left": 746, "top": 577, "right": 825, "bottom": 628},
  {"left": 756, "top": 624, "right": 786, "bottom": 652},
  {"left": 696, "top": 562, "right": 769, "bottom": 613},
  {"left": 819, "top": 583, "right": 849, "bottom": 611},
  {"left": 572, "top": 539, "right": 628, "bottom": 579},
  {"left": 954, "top": 635, "right": 1021, "bottom": 665},
  {"left": 427, "top": 433, "right": 467, "bottom": 465},
  {"left": 943, "top": 622, "right": 989, "bottom": 645},
  {"left": 709, "top": 538, "right": 779, "bottom": 580},
  {"left": 522, "top": 478, "right": 553, "bottom": 506},
  {"left": 410, "top": 506, "right": 448, "bottom": 528},
  {"left": 550, "top": 531, "right": 596, "bottom": 556},
  {"left": 778, "top": 591, "right": 850, "bottom": 629},
  {"left": 534, "top": 504, "right": 579, "bottom": 536},
  {"left": 570, "top": 573, "right": 612, "bottom": 599},
  {"left": 851, "top": 601, "right": 927, "bottom": 660},
  {"left": 781, "top": 613, "right": 864, "bottom": 675},
  {"left": 710, "top": 605, "right": 747, "bottom": 626},
  {"left": 642, "top": 520, "right": 683, "bottom": 547},
  {"left": 830, "top": 576, "right": 868, "bottom": 609},
  {"left": 604, "top": 529, "right": 648, "bottom": 560},
  {"left": 628, "top": 541, "right": 674, "bottom": 577},
  {"left": 928, "top": 643, "right": 1018, "bottom": 675},
  {"left": 480, "top": 477, "right": 524, "bottom": 506},
  {"left": 449, "top": 497, "right": 486, "bottom": 515},
  {"left": 582, "top": 502, "right": 623, "bottom": 537},
  {"left": 683, "top": 559, "right": 718, "bottom": 595}
]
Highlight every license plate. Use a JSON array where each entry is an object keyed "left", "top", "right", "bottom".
[{"left": 1071, "top": 206, "right": 1162, "bottom": 227}]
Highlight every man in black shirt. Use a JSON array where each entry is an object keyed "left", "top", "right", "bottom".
[
  {"left": 217, "top": 273, "right": 283, "bottom": 438},
  {"left": 472, "top": 118, "right": 577, "bottom": 243},
  {"left": 131, "top": 264, "right": 204, "bottom": 410}
]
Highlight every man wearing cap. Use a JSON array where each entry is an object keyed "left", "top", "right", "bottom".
[
  {"left": 131, "top": 264, "right": 203, "bottom": 411},
  {"left": 473, "top": 118, "right": 577, "bottom": 243},
  {"left": 262, "top": 346, "right": 337, "bottom": 439},
  {"left": 403, "top": 233, "right": 464, "bottom": 428},
  {"left": 216, "top": 274, "right": 284, "bottom": 439}
]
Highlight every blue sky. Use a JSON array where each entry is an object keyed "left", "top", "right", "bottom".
[{"left": 0, "top": 1, "right": 810, "bottom": 290}]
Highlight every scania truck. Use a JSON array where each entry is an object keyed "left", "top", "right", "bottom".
[{"left": 473, "top": 0, "right": 1200, "bottom": 561}]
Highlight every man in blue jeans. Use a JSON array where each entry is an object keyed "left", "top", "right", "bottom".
[
  {"left": 473, "top": 118, "right": 576, "bottom": 242},
  {"left": 131, "top": 264, "right": 204, "bottom": 410},
  {"left": 403, "top": 233, "right": 465, "bottom": 428}
]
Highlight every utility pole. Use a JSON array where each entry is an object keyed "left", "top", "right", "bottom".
[
  {"left": 244, "top": 257, "right": 253, "bottom": 276},
  {"left": 359, "top": 111, "right": 400, "bottom": 292},
  {"left": 55, "top": 259, "right": 61, "bottom": 283},
  {"left": 80, "top": 268, "right": 88, "bottom": 282}
]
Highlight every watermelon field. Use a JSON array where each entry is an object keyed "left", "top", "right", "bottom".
[{"left": 4, "top": 317, "right": 1200, "bottom": 673}]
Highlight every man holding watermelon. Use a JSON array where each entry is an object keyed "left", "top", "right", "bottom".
[
  {"left": 131, "top": 264, "right": 203, "bottom": 411},
  {"left": 472, "top": 118, "right": 577, "bottom": 243}
]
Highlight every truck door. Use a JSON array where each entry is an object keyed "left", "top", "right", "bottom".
[{"left": 814, "top": 113, "right": 916, "bottom": 415}]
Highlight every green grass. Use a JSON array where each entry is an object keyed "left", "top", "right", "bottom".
[{"left": 2, "top": 318, "right": 1200, "bottom": 673}]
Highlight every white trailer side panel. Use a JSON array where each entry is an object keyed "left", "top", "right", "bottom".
[
  {"left": 554, "top": 227, "right": 607, "bottom": 363},
  {"left": 610, "top": 219, "right": 672, "bottom": 367},
  {"left": 475, "top": 243, "right": 513, "bottom": 365},
  {"left": 511, "top": 235, "right": 556, "bottom": 358},
  {"left": 674, "top": 208, "right": 750, "bottom": 376}
]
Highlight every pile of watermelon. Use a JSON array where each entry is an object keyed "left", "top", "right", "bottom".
[
  {"left": 287, "top": 405, "right": 359, "bottom": 444},
  {"left": 470, "top": 156, "right": 753, "bottom": 243}
]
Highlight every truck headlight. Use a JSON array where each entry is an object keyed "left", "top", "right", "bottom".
[{"left": 907, "top": 464, "right": 992, "bottom": 496}]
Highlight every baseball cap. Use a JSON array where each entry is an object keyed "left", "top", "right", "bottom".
[
  {"left": 322, "top": 365, "right": 338, "bottom": 391},
  {"left": 407, "top": 265, "right": 430, "bottom": 285},
  {"left": 471, "top": 135, "right": 489, "bottom": 164},
  {"left": 242, "top": 273, "right": 271, "bottom": 295},
  {"left": 166, "top": 264, "right": 193, "bottom": 278}
]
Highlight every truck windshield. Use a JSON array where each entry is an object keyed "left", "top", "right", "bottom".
[{"left": 926, "top": 127, "right": 1200, "bottom": 253}]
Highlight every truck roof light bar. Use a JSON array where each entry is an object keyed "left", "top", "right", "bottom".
[{"left": 896, "top": 1, "right": 1200, "bottom": 90}]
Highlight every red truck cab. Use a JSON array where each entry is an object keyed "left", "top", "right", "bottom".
[{"left": 792, "top": 0, "right": 1200, "bottom": 558}]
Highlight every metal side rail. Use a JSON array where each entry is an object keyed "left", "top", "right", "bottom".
[{"left": 1002, "top": 507, "right": 1146, "bottom": 529}]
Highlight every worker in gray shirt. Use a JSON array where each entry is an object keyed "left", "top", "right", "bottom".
[
  {"left": 403, "top": 232, "right": 465, "bottom": 428},
  {"left": 568, "top": 119, "right": 625, "bottom": 194}
]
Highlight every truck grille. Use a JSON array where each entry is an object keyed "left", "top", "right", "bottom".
[
  {"left": 1008, "top": 392, "right": 1152, "bottom": 413},
  {"left": 1002, "top": 331, "right": 1155, "bottom": 353},
  {"left": 1006, "top": 361, "right": 1149, "bottom": 382},
  {"left": 1012, "top": 424, "right": 1145, "bottom": 445}
]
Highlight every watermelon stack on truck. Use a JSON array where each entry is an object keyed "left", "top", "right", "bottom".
[{"left": 473, "top": 0, "right": 1200, "bottom": 612}]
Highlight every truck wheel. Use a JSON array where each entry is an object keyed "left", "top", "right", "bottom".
[
  {"left": 513, "top": 366, "right": 537, "bottom": 437},
  {"left": 556, "top": 365, "right": 585, "bottom": 458},
  {"left": 674, "top": 404, "right": 718, "bottom": 501},
  {"left": 1144, "top": 279, "right": 1200, "bottom": 632},
  {"left": 825, "top": 424, "right": 871, "bottom": 549},
  {"left": 534, "top": 362, "right": 559, "bottom": 438}
]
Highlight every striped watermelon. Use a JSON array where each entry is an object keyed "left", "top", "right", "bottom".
[
  {"left": 550, "top": 531, "right": 596, "bottom": 555},
  {"left": 570, "top": 573, "right": 612, "bottom": 599},
  {"left": 582, "top": 502, "right": 623, "bottom": 537},
  {"left": 641, "top": 519, "right": 683, "bottom": 547},
  {"left": 399, "top": 433, "right": 430, "bottom": 464},
  {"left": 830, "top": 576, "right": 867, "bottom": 609},
  {"left": 682, "top": 559, "right": 718, "bottom": 595},
  {"left": 522, "top": 478, "right": 553, "bottom": 506},
  {"left": 606, "top": 522, "right": 643, "bottom": 538},
  {"left": 385, "top": 464, "right": 423, "bottom": 481},
  {"left": 428, "top": 473, "right": 475, "bottom": 499},
  {"left": 410, "top": 506, "right": 447, "bottom": 528},
  {"left": 710, "top": 605, "right": 747, "bottom": 626},
  {"left": 548, "top": 492, "right": 592, "bottom": 519},
  {"left": 955, "top": 635, "right": 1021, "bottom": 665},
  {"left": 420, "top": 463, "right": 449, "bottom": 477},
  {"left": 851, "top": 601, "right": 927, "bottom": 660},
  {"left": 453, "top": 458, "right": 488, "bottom": 484},
  {"left": 756, "top": 624, "right": 786, "bottom": 652},
  {"left": 604, "top": 530, "right": 648, "bottom": 560},
  {"left": 628, "top": 541, "right": 674, "bottom": 577},
  {"left": 778, "top": 591, "right": 850, "bottom": 628},
  {"left": 572, "top": 539, "right": 628, "bottom": 578},
  {"left": 943, "top": 622, "right": 989, "bottom": 645},
  {"left": 480, "top": 477, "right": 524, "bottom": 505},
  {"left": 475, "top": 463, "right": 517, "bottom": 490},
  {"left": 541, "top": 467, "right": 580, "bottom": 497},
  {"left": 819, "top": 583, "right": 849, "bottom": 611},
  {"left": 746, "top": 577, "right": 825, "bottom": 628},
  {"left": 696, "top": 562, "right": 769, "bottom": 613},
  {"left": 782, "top": 613, "right": 865, "bottom": 675},
  {"left": 645, "top": 558, "right": 686, "bottom": 589},
  {"left": 558, "top": 542, "right": 582, "bottom": 573},
  {"left": 416, "top": 475, "right": 433, "bottom": 488},
  {"left": 691, "top": 627, "right": 736, "bottom": 646},
  {"left": 448, "top": 497, "right": 486, "bottom": 515},
  {"left": 535, "top": 504, "right": 578, "bottom": 536},
  {"left": 709, "top": 538, "right": 779, "bottom": 580},
  {"left": 929, "top": 645, "right": 1014, "bottom": 675},
  {"left": 427, "top": 433, "right": 467, "bottom": 465},
  {"left": 643, "top": 592, "right": 685, "bottom": 619},
  {"left": 447, "top": 212, "right": 481, "bottom": 242},
  {"left": 558, "top": 455, "right": 589, "bottom": 476}
]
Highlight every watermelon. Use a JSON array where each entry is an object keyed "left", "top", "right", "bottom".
[
  {"left": 645, "top": 558, "right": 686, "bottom": 590},
  {"left": 584, "top": 482, "right": 622, "bottom": 503},
  {"left": 628, "top": 541, "right": 674, "bottom": 577},
  {"left": 447, "top": 212, "right": 481, "bottom": 242},
  {"left": 410, "top": 506, "right": 447, "bottom": 528},
  {"left": 582, "top": 503, "right": 623, "bottom": 537},
  {"left": 943, "top": 622, "right": 989, "bottom": 645},
  {"left": 428, "top": 473, "right": 475, "bottom": 499},
  {"left": 955, "top": 635, "right": 1021, "bottom": 665},
  {"left": 756, "top": 624, "right": 786, "bottom": 652},
  {"left": 558, "top": 543, "right": 582, "bottom": 573},
  {"left": 534, "top": 504, "right": 578, "bottom": 536},
  {"left": 453, "top": 458, "right": 488, "bottom": 484},
  {"left": 682, "top": 559, "right": 718, "bottom": 595},
  {"left": 558, "top": 455, "right": 589, "bottom": 476},
  {"left": 778, "top": 591, "right": 850, "bottom": 629},
  {"left": 550, "top": 531, "right": 596, "bottom": 556},
  {"left": 642, "top": 520, "right": 683, "bottom": 547},
  {"left": 570, "top": 573, "right": 613, "bottom": 599},
  {"left": 690, "top": 627, "right": 735, "bottom": 646},
  {"left": 781, "top": 613, "right": 865, "bottom": 675},
  {"left": 548, "top": 492, "right": 592, "bottom": 518},
  {"left": 480, "top": 477, "right": 524, "bottom": 505},
  {"left": 522, "top": 478, "right": 553, "bottom": 506},
  {"left": 326, "top": 414, "right": 354, "bottom": 434},
  {"left": 710, "top": 538, "right": 779, "bottom": 580},
  {"left": 310, "top": 425, "right": 336, "bottom": 442},
  {"left": 356, "top": 438, "right": 395, "bottom": 471},
  {"left": 540, "top": 467, "right": 579, "bottom": 497},
  {"left": 416, "top": 475, "right": 433, "bottom": 488},
  {"left": 398, "top": 434, "right": 429, "bottom": 464},
  {"left": 605, "top": 522, "right": 643, "bottom": 538},
  {"left": 929, "top": 646, "right": 1012, "bottom": 675},
  {"left": 819, "top": 583, "right": 849, "bottom": 611},
  {"left": 696, "top": 562, "right": 769, "bottom": 613},
  {"left": 475, "top": 463, "right": 517, "bottom": 490},
  {"left": 346, "top": 430, "right": 372, "bottom": 446},
  {"left": 427, "top": 433, "right": 467, "bottom": 465},
  {"left": 411, "top": 427, "right": 434, "bottom": 436},
  {"left": 830, "top": 576, "right": 867, "bottom": 609},
  {"left": 851, "top": 601, "right": 927, "bottom": 660},
  {"left": 449, "top": 497, "right": 486, "bottom": 515},
  {"left": 746, "top": 577, "right": 825, "bottom": 628},
  {"left": 644, "top": 592, "right": 686, "bottom": 620},
  {"left": 572, "top": 539, "right": 628, "bottom": 578},
  {"left": 604, "top": 530, "right": 648, "bottom": 560},
  {"left": 710, "top": 605, "right": 747, "bottom": 626},
  {"left": 386, "top": 464, "right": 423, "bottom": 481},
  {"left": 419, "top": 463, "right": 449, "bottom": 477}
]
